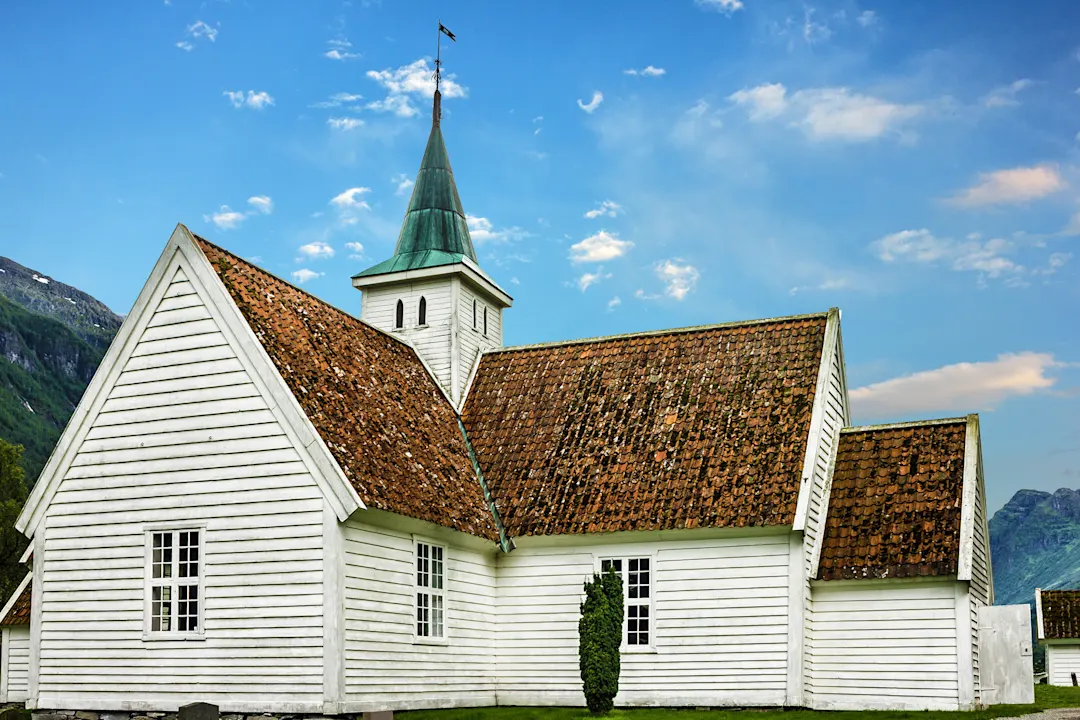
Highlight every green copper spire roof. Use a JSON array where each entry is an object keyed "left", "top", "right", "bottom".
[{"left": 354, "top": 91, "right": 477, "bottom": 279}]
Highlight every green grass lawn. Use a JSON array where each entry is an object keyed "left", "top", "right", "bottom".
[{"left": 397, "top": 684, "right": 1080, "bottom": 720}]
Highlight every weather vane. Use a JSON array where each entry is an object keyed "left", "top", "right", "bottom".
[{"left": 434, "top": 21, "right": 456, "bottom": 94}]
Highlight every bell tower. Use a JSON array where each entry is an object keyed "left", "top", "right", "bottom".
[{"left": 352, "top": 83, "right": 512, "bottom": 406}]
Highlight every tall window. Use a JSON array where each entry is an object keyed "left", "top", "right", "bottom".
[
  {"left": 472, "top": 299, "right": 477, "bottom": 329},
  {"left": 483, "top": 307, "right": 488, "bottom": 336},
  {"left": 601, "top": 557, "right": 652, "bottom": 647},
  {"left": 148, "top": 529, "right": 201, "bottom": 634},
  {"left": 418, "top": 296, "right": 427, "bottom": 326},
  {"left": 416, "top": 541, "right": 445, "bottom": 638},
  {"left": 395, "top": 299, "right": 404, "bottom": 329}
]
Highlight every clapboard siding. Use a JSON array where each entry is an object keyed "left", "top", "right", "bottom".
[
  {"left": 808, "top": 580, "right": 962, "bottom": 710},
  {"left": 361, "top": 282, "right": 455, "bottom": 392},
  {"left": 36, "top": 266, "right": 328, "bottom": 712},
  {"left": 1047, "top": 645, "right": 1080, "bottom": 686},
  {"left": 459, "top": 283, "right": 501, "bottom": 376},
  {"left": 495, "top": 534, "right": 791, "bottom": 707},
  {"left": 342, "top": 518, "right": 497, "bottom": 710},
  {"left": 3, "top": 626, "right": 31, "bottom": 701}
]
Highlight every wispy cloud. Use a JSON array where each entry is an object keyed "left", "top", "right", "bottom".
[
  {"left": 584, "top": 200, "right": 623, "bottom": 219},
  {"left": 330, "top": 187, "right": 372, "bottom": 224},
  {"left": 983, "top": 79, "right": 1033, "bottom": 108},
  {"left": 247, "top": 196, "right": 273, "bottom": 214},
  {"left": 607, "top": 296, "right": 622, "bottom": 310},
  {"left": 577, "top": 271, "right": 612, "bottom": 292},
  {"left": 292, "top": 269, "right": 323, "bottom": 284},
  {"left": 328, "top": 117, "right": 364, "bottom": 131},
  {"left": 365, "top": 58, "right": 467, "bottom": 118},
  {"left": 850, "top": 352, "right": 1067, "bottom": 419},
  {"left": 654, "top": 258, "right": 700, "bottom": 300},
  {"left": 948, "top": 164, "right": 1066, "bottom": 207},
  {"left": 203, "top": 205, "right": 247, "bottom": 231},
  {"left": 569, "top": 231, "right": 634, "bottom": 263},
  {"left": 856, "top": 10, "right": 878, "bottom": 27},
  {"left": 325, "top": 39, "right": 361, "bottom": 60},
  {"left": 577, "top": 91, "right": 604, "bottom": 114},
  {"left": 178, "top": 20, "right": 218, "bottom": 50},
  {"left": 624, "top": 66, "right": 666, "bottom": 77},
  {"left": 729, "top": 83, "right": 788, "bottom": 121},
  {"left": 311, "top": 92, "right": 364, "bottom": 109},
  {"left": 392, "top": 173, "right": 414, "bottom": 196},
  {"left": 298, "top": 241, "right": 335, "bottom": 259},
  {"left": 345, "top": 241, "right": 365, "bottom": 260},
  {"left": 224, "top": 90, "right": 274, "bottom": 110},
  {"left": 695, "top": 0, "right": 743, "bottom": 14},
  {"left": 467, "top": 214, "right": 530, "bottom": 245}
]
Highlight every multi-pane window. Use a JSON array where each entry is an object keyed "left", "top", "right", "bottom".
[
  {"left": 148, "top": 529, "right": 201, "bottom": 634},
  {"left": 416, "top": 542, "right": 445, "bottom": 639},
  {"left": 601, "top": 557, "right": 652, "bottom": 647}
]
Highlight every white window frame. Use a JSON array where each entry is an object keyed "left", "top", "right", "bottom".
[
  {"left": 143, "top": 523, "right": 206, "bottom": 642},
  {"left": 413, "top": 537, "right": 448, "bottom": 645},
  {"left": 597, "top": 554, "right": 656, "bottom": 652}
]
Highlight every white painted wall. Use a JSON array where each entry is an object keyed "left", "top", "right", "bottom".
[
  {"left": 1047, "top": 645, "right": 1080, "bottom": 686},
  {"left": 34, "top": 265, "right": 330, "bottom": 713},
  {"left": 341, "top": 517, "right": 497, "bottom": 712},
  {"left": 495, "top": 532, "right": 792, "bottom": 708},
  {"left": 2, "top": 626, "right": 30, "bottom": 701},
  {"left": 459, "top": 281, "right": 501, "bottom": 377},
  {"left": 808, "top": 579, "right": 965, "bottom": 710},
  {"left": 361, "top": 280, "right": 455, "bottom": 393}
]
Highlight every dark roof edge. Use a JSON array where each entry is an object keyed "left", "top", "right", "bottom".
[
  {"left": 456, "top": 417, "right": 515, "bottom": 553},
  {"left": 492, "top": 309, "right": 832, "bottom": 355},
  {"left": 841, "top": 416, "right": 971, "bottom": 434}
]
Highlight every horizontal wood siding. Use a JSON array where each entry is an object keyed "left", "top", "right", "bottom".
[
  {"left": 808, "top": 580, "right": 962, "bottom": 710},
  {"left": 495, "top": 534, "right": 792, "bottom": 707},
  {"left": 37, "top": 266, "right": 327, "bottom": 712},
  {"left": 342, "top": 519, "right": 497, "bottom": 711},
  {"left": 1048, "top": 645, "right": 1080, "bottom": 686},
  {"left": 6, "top": 627, "right": 30, "bottom": 701},
  {"left": 970, "top": 464, "right": 991, "bottom": 703},
  {"left": 361, "top": 282, "right": 454, "bottom": 393},
  {"left": 459, "top": 284, "right": 501, "bottom": 375}
]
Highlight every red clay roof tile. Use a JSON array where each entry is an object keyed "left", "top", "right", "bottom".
[
  {"left": 1040, "top": 590, "right": 1080, "bottom": 640},
  {"left": 461, "top": 315, "right": 830, "bottom": 537},
  {"left": 195, "top": 236, "right": 498, "bottom": 542},
  {"left": 817, "top": 420, "right": 968, "bottom": 581},
  {"left": 0, "top": 577, "right": 30, "bottom": 626}
]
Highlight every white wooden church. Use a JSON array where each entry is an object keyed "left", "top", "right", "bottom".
[{"left": 1, "top": 86, "right": 1020, "bottom": 715}]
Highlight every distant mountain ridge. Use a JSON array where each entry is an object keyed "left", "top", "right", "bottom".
[
  {"left": 991, "top": 488, "right": 1080, "bottom": 605},
  {"left": 0, "top": 257, "right": 121, "bottom": 487}
]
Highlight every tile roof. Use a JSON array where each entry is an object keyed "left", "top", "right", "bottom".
[
  {"left": 195, "top": 236, "right": 498, "bottom": 542},
  {"left": 0, "top": 576, "right": 31, "bottom": 626},
  {"left": 1040, "top": 590, "right": 1080, "bottom": 640},
  {"left": 461, "top": 314, "right": 830, "bottom": 537},
  {"left": 817, "top": 420, "right": 968, "bottom": 581}
]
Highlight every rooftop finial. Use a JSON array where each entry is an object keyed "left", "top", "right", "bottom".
[{"left": 433, "top": 21, "right": 456, "bottom": 128}]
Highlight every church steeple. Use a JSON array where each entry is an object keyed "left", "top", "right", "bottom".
[{"left": 353, "top": 89, "right": 477, "bottom": 279}]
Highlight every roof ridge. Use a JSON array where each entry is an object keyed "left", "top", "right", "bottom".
[
  {"left": 491, "top": 310, "right": 832, "bottom": 354},
  {"left": 841, "top": 416, "right": 972, "bottom": 433},
  {"left": 191, "top": 233, "right": 415, "bottom": 352}
]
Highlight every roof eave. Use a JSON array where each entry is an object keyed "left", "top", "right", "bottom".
[{"left": 352, "top": 261, "right": 513, "bottom": 307}]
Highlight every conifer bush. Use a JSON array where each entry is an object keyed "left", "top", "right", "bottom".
[{"left": 578, "top": 565, "right": 624, "bottom": 714}]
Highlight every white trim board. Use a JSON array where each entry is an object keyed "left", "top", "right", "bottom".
[{"left": 793, "top": 306, "right": 840, "bottom": 531}]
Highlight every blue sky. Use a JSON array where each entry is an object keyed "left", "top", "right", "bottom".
[{"left": 1, "top": 0, "right": 1078, "bottom": 512}]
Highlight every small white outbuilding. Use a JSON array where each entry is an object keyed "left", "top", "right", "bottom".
[{"left": 1037, "top": 588, "right": 1080, "bottom": 685}]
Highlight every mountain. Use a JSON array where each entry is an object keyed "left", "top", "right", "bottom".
[
  {"left": 991, "top": 488, "right": 1080, "bottom": 607},
  {"left": 0, "top": 257, "right": 121, "bottom": 487}
]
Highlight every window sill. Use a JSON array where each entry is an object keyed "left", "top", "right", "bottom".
[
  {"left": 622, "top": 646, "right": 657, "bottom": 654},
  {"left": 416, "top": 324, "right": 429, "bottom": 329},
  {"left": 412, "top": 637, "right": 450, "bottom": 647},
  {"left": 143, "top": 632, "right": 207, "bottom": 642}
]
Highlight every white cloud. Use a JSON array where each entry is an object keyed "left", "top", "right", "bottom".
[
  {"left": 186, "top": 20, "right": 218, "bottom": 43},
  {"left": 584, "top": 200, "right": 623, "bottom": 219},
  {"left": 345, "top": 241, "right": 364, "bottom": 256},
  {"left": 856, "top": 10, "right": 878, "bottom": 27},
  {"left": 298, "top": 241, "right": 335, "bottom": 259},
  {"left": 789, "top": 278, "right": 854, "bottom": 295},
  {"left": 802, "top": 7, "right": 832, "bottom": 43},
  {"left": 577, "top": 271, "right": 612, "bottom": 292},
  {"left": 655, "top": 259, "right": 700, "bottom": 300},
  {"left": 330, "top": 187, "right": 371, "bottom": 211},
  {"left": 311, "top": 92, "right": 364, "bottom": 109},
  {"left": 466, "top": 215, "right": 529, "bottom": 245},
  {"left": 948, "top": 164, "right": 1066, "bottom": 207},
  {"left": 569, "top": 231, "right": 634, "bottom": 263},
  {"left": 224, "top": 90, "right": 274, "bottom": 110},
  {"left": 983, "top": 79, "right": 1033, "bottom": 108},
  {"left": 695, "top": 0, "right": 744, "bottom": 14},
  {"left": 328, "top": 117, "right": 364, "bottom": 131},
  {"left": 624, "top": 66, "right": 666, "bottom": 77},
  {"left": 729, "top": 83, "right": 788, "bottom": 121},
  {"left": 849, "top": 352, "right": 1065, "bottom": 419},
  {"left": 365, "top": 58, "right": 466, "bottom": 118},
  {"left": 291, "top": 269, "right": 323, "bottom": 284},
  {"left": 247, "top": 195, "right": 273, "bottom": 214},
  {"left": 577, "top": 91, "right": 604, "bottom": 114},
  {"left": 392, "top": 173, "right": 414, "bottom": 196},
  {"left": 607, "top": 296, "right": 622, "bottom": 310},
  {"left": 176, "top": 41, "right": 193, "bottom": 51},
  {"left": 204, "top": 205, "right": 247, "bottom": 230},
  {"left": 325, "top": 49, "right": 361, "bottom": 61},
  {"left": 792, "top": 87, "right": 922, "bottom": 141},
  {"left": 872, "top": 228, "right": 1031, "bottom": 282}
]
